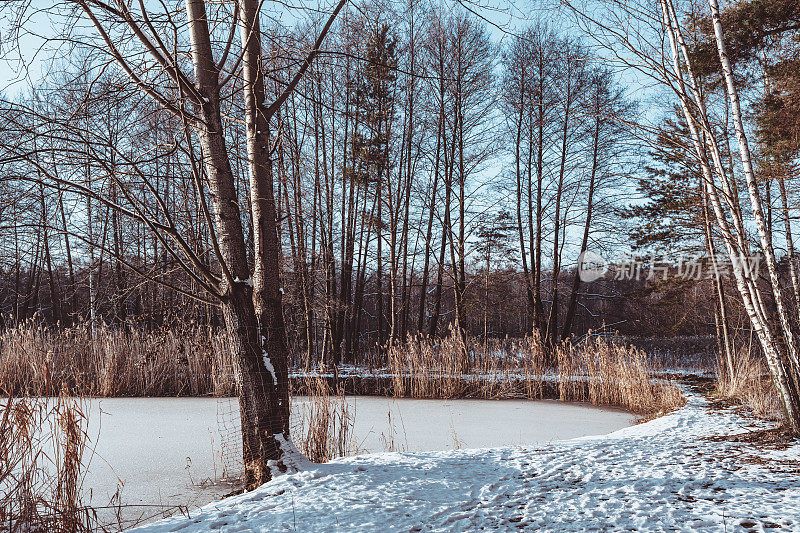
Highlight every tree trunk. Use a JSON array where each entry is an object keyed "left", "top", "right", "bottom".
[
  {"left": 707, "top": 0, "right": 800, "bottom": 431},
  {"left": 238, "top": 0, "right": 295, "bottom": 487},
  {"left": 546, "top": 81, "right": 572, "bottom": 346},
  {"left": 779, "top": 177, "right": 800, "bottom": 312},
  {"left": 185, "top": 0, "right": 291, "bottom": 490},
  {"left": 660, "top": 0, "right": 800, "bottom": 432},
  {"left": 562, "top": 95, "right": 599, "bottom": 339}
]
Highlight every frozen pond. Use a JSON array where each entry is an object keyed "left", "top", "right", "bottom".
[{"left": 81, "top": 396, "right": 636, "bottom": 527}]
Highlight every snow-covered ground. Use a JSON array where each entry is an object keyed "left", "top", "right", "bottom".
[{"left": 134, "top": 388, "right": 800, "bottom": 532}]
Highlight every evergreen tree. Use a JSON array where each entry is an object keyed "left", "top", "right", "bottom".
[
  {"left": 622, "top": 111, "right": 704, "bottom": 254},
  {"left": 353, "top": 21, "right": 398, "bottom": 352}
]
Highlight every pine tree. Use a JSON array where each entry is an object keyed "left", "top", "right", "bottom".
[
  {"left": 353, "top": 22, "right": 398, "bottom": 354},
  {"left": 622, "top": 111, "right": 704, "bottom": 254},
  {"left": 474, "top": 210, "right": 515, "bottom": 342}
]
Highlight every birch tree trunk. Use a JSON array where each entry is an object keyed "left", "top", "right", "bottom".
[
  {"left": 707, "top": 0, "right": 799, "bottom": 374},
  {"left": 658, "top": 0, "right": 800, "bottom": 432},
  {"left": 778, "top": 177, "right": 800, "bottom": 311},
  {"left": 707, "top": 0, "right": 800, "bottom": 431}
]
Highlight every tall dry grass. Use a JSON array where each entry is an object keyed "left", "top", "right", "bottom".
[
  {"left": 2, "top": 323, "right": 682, "bottom": 416},
  {"left": 294, "top": 373, "right": 357, "bottom": 463},
  {"left": 562, "top": 337, "right": 684, "bottom": 415},
  {"left": 0, "top": 394, "right": 96, "bottom": 532},
  {"left": 387, "top": 326, "right": 548, "bottom": 400},
  {"left": 715, "top": 346, "right": 781, "bottom": 419},
  {"left": 387, "top": 328, "right": 683, "bottom": 416},
  {"left": 0, "top": 322, "right": 236, "bottom": 397}
]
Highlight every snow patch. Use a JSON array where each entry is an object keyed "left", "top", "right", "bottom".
[
  {"left": 275, "top": 433, "right": 308, "bottom": 471},
  {"left": 233, "top": 277, "right": 253, "bottom": 287},
  {"left": 261, "top": 351, "right": 276, "bottom": 382},
  {"left": 264, "top": 434, "right": 309, "bottom": 478}
]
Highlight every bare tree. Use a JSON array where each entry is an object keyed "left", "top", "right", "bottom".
[
  {"left": 561, "top": 0, "right": 800, "bottom": 431},
  {"left": 0, "top": 0, "right": 347, "bottom": 487}
]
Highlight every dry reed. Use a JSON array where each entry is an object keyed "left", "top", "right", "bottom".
[
  {"left": 0, "top": 321, "right": 235, "bottom": 397},
  {"left": 387, "top": 328, "right": 684, "bottom": 416},
  {"left": 2, "top": 323, "right": 683, "bottom": 416},
  {"left": 294, "top": 373, "right": 356, "bottom": 463},
  {"left": 0, "top": 394, "right": 96, "bottom": 532},
  {"left": 715, "top": 347, "right": 781, "bottom": 419}
]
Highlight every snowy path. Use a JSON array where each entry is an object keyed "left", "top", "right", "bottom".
[{"left": 134, "top": 388, "right": 800, "bottom": 532}]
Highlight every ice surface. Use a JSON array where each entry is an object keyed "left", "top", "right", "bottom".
[{"left": 328, "top": 396, "right": 635, "bottom": 453}]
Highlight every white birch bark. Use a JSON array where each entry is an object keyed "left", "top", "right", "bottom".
[{"left": 659, "top": 0, "right": 800, "bottom": 431}]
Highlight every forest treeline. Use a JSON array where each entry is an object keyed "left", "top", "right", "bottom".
[
  {"left": 0, "top": 4, "right": 642, "bottom": 365},
  {"left": 1, "top": 0, "right": 799, "bottom": 366}
]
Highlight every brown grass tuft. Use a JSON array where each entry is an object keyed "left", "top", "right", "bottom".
[
  {"left": 295, "top": 372, "right": 357, "bottom": 463},
  {"left": 715, "top": 347, "right": 781, "bottom": 420}
]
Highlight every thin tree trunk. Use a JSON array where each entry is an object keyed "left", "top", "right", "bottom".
[
  {"left": 660, "top": 0, "right": 800, "bottom": 431},
  {"left": 562, "top": 97, "right": 600, "bottom": 339},
  {"left": 779, "top": 177, "right": 800, "bottom": 311},
  {"left": 546, "top": 80, "right": 572, "bottom": 346},
  {"left": 708, "top": 0, "right": 800, "bottom": 428}
]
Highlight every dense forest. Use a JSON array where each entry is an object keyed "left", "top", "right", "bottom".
[{"left": 0, "top": 2, "right": 737, "bottom": 356}]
